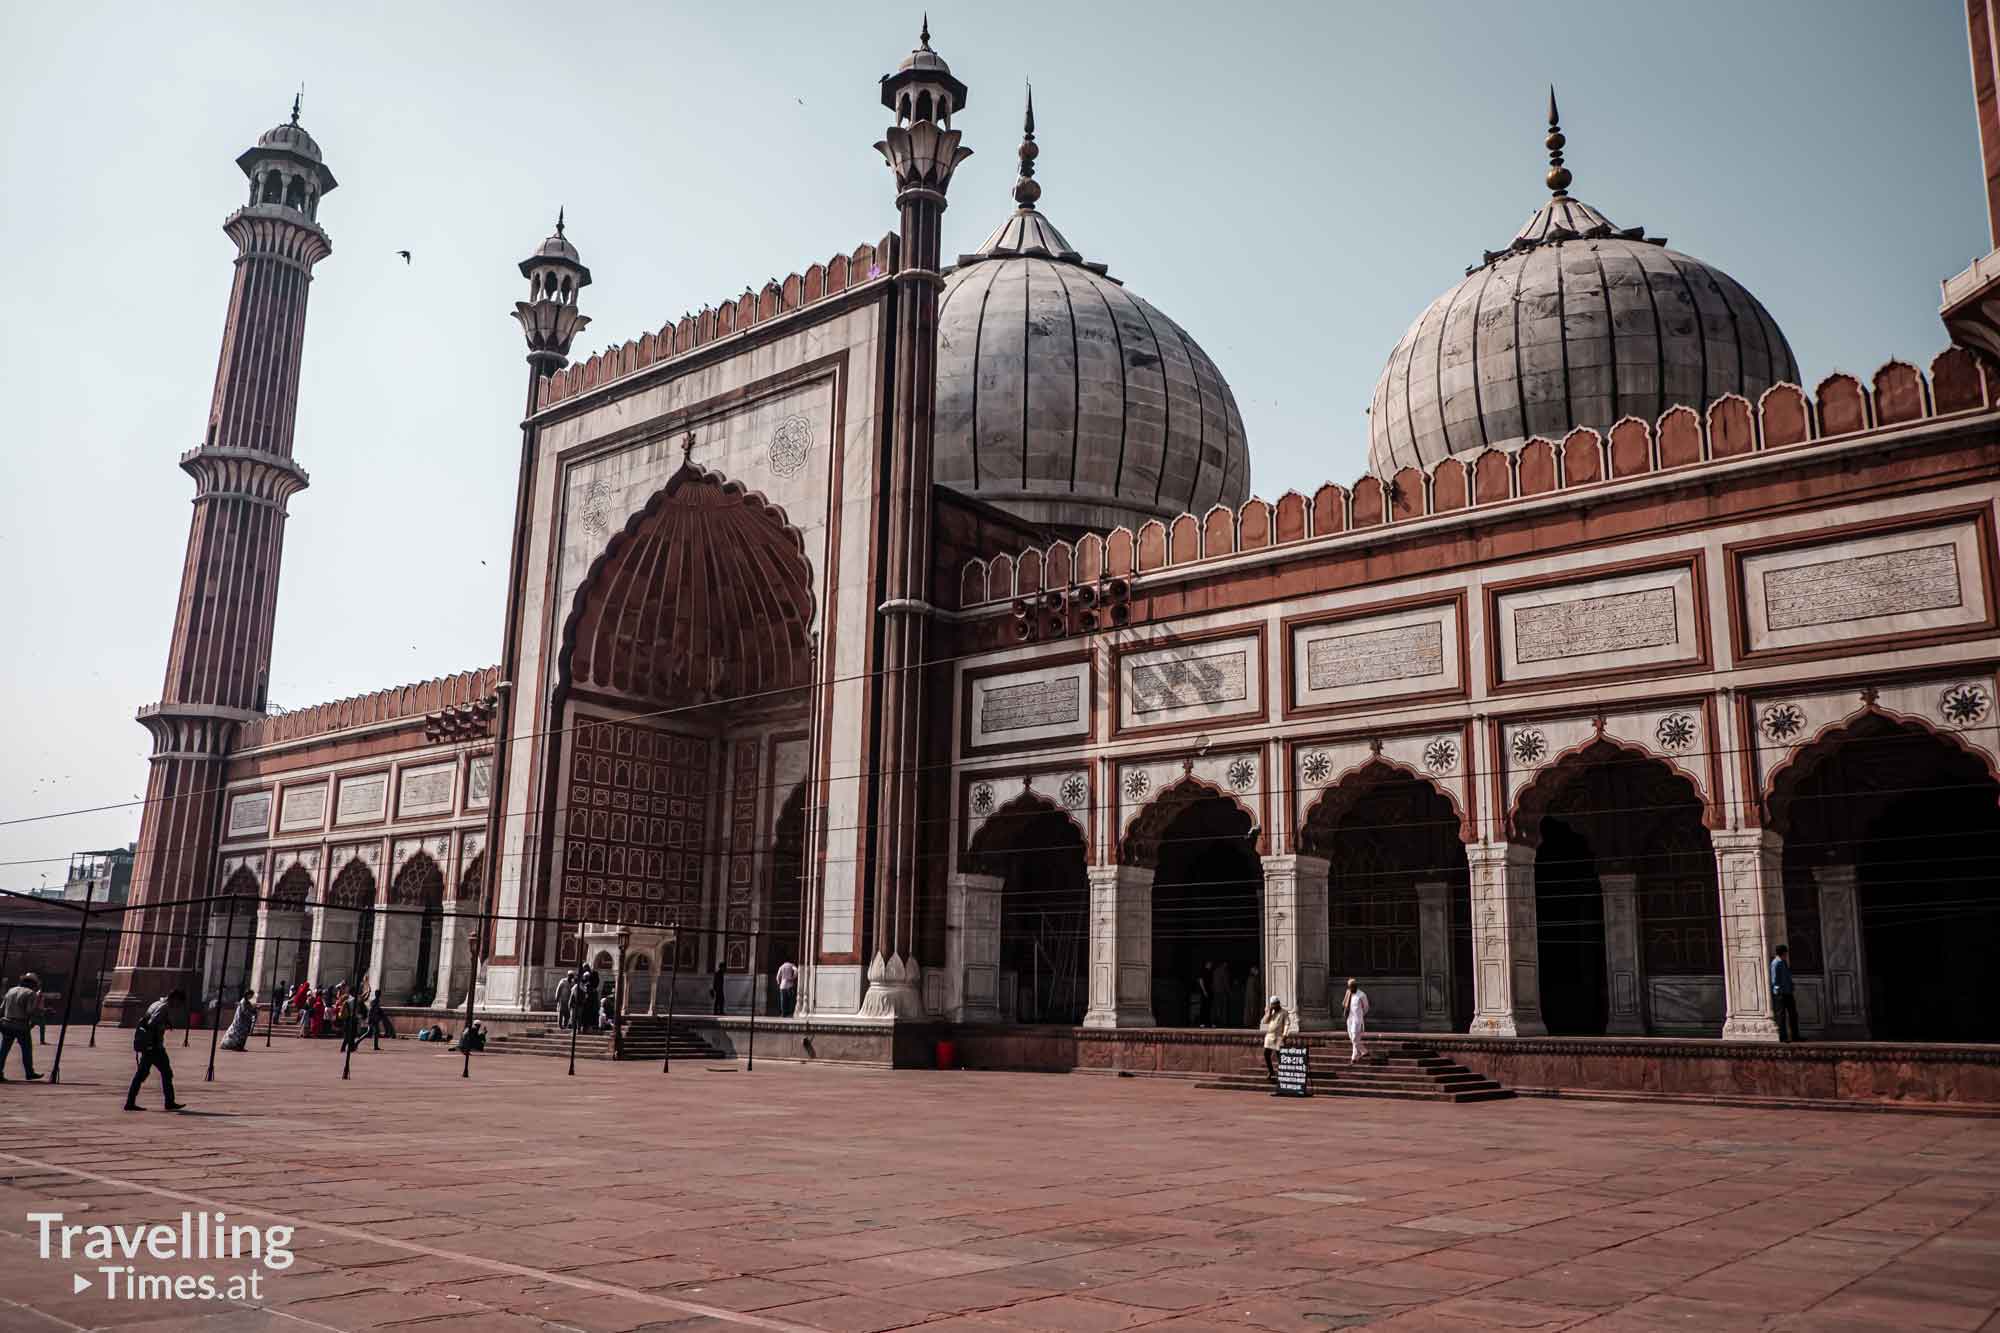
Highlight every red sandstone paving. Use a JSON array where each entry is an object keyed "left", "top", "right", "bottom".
[{"left": 2, "top": 1044, "right": 2000, "bottom": 1330}]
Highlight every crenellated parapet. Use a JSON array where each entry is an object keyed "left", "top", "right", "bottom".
[
  {"left": 536, "top": 235, "right": 900, "bottom": 408},
  {"left": 959, "top": 348, "right": 1997, "bottom": 609},
  {"left": 235, "top": 665, "right": 501, "bottom": 750}
]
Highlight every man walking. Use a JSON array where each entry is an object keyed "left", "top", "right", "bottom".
[
  {"left": 1770, "top": 944, "right": 1799, "bottom": 1043},
  {"left": 366, "top": 989, "right": 387, "bottom": 1050},
  {"left": 126, "top": 989, "right": 186, "bottom": 1111},
  {"left": 554, "top": 969, "right": 573, "bottom": 1031},
  {"left": 1, "top": 972, "right": 44, "bottom": 1082},
  {"left": 711, "top": 957, "right": 727, "bottom": 1016},
  {"left": 775, "top": 958, "right": 798, "bottom": 1018}
]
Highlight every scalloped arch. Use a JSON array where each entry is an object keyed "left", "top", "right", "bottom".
[
  {"left": 1299, "top": 755, "right": 1472, "bottom": 847},
  {"left": 1120, "top": 774, "right": 1259, "bottom": 869}
]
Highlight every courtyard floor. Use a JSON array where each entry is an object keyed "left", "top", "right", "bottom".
[{"left": 1, "top": 1037, "right": 1998, "bottom": 1332}]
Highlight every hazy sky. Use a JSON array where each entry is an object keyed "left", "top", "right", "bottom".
[{"left": 0, "top": 1, "right": 1984, "bottom": 882}]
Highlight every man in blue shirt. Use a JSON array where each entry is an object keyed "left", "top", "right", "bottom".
[{"left": 1770, "top": 945, "right": 1798, "bottom": 1043}]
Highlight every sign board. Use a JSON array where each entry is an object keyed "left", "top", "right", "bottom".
[{"left": 1275, "top": 1044, "right": 1311, "bottom": 1098}]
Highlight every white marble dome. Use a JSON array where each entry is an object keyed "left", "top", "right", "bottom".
[{"left": 935, "top": 197, "right": 1249, "bottom": 535}]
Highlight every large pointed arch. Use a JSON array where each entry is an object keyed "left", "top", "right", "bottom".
[
  {"left": 966, "top": 789, "right": 1086, "bottom": 873},
  {"left": 1121, "top": 774, "right": 1257, "bottom": 869},
  {"left": 558, "top": 463, "right": 816, "bottom": 708},
  {"left": 1300, "top": 756, "right": 1471, "bottom": 850},
  {"left": 1511, "top": 736, "right": 1710, "bottom": 846},
  {"left": 390, "top": 852, "right": 445, "bottom": 908},
  {"left": 1764, "top": 708, "right": 2000, "bottom": 833}
]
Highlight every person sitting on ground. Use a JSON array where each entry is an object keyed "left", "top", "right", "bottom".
[
  {"left": 453, "top": 1020, "right": 485, "bottom": 1053},
  {"left": 1259, "top": 996, "right": 1293, "bottom": 1082}
]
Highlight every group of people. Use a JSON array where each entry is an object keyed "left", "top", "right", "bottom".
[
  {"left": 1257, "top": 979, "right": 1375, "bottom": 1083},
  {"left": 1185, "top": 960, "right": 1266, "bottom": 1028},
  {"left": 555, "top": 964, "right": 617, "bottom": 1032},
  {"left": 278, "top": 979, "right": 390, "bottom": 1049}
]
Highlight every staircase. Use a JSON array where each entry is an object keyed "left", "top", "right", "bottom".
[
  {"left": 1197, "top": 1039, "right": 1513, "bottom": 1104},
  {"left": 483, "top": 1018, "right": 729, "bottom": 1064}
]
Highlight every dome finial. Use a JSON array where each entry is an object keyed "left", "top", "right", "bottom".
[
  {"left": 1545, "top": 84, "right": 1571, "bottom": 198},
  {"left": 919, "top": 12, "right": 931, "bottom": 48},
  {"left": 556, "top": 206, "right": 566, "bottom": 238},
  {"left": 1013, "top": 81, "right": 1041, "bottom": 209},
  {"left": 291, "top": 85, "right": 303, "bottom": 126}
]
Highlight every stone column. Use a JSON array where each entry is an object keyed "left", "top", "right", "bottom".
[
  {"left": 434, "top": 908, "right": 470, "bottom": 1009},
  {"left": 1083, "top": 865, "right": 1155, "bottom": 1028},
  {"left": 1600, "top": 872, "right": 1647, "bottom": 1035},
  {"left": 1711, "top": 828, "right": 1786, "bottom": 1042},
  {"left": 1263, "top": 855, "right": 1332, "bottom": 1029},
  {"left": 1811, "top": 864, "right": 1870, "bottom": 1039},
  {"left": 1414, "top": 880, "right": 1455, "bottom": 1033},
  {"left": 1465, "top": 842, "right": 1545, "bottom": 1037},
  {"left": 946, "top": 871, "right": 1004, "bottom": 1023}
]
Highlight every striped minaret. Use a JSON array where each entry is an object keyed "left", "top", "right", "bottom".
[{"left": 105, "top": 99, "right": 336, "bottom": 1020}]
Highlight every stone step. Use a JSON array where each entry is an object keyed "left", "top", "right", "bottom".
[{"left": 1196, "top": 1077, "right": 1513, "bottom": 1104}]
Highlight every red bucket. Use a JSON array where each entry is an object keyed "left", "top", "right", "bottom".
[{"left": 935, "top": 1039, "right": 957, "bottom": 1070}]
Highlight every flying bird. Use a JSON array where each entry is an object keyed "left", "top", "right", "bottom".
[{"left": 395, "top": 250, "right": 412, "bottom": 264}]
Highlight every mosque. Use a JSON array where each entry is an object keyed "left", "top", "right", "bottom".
[{"left": 106, "top": 13, "right": 2000, "bottom": 1085}]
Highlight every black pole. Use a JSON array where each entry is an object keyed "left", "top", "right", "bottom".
[
  {"left": 662, "top": 926, "right": 679, "bottom": 1074},
  {"left": 204, "top": 903, "right": 237, "bottom": 1082},
  {"left": 746, "top": 929, "right": 758, "bottom": 1073},
  {"left": 461, "top": 913, "right": 481, "bottom": 1079},
  {"left": 566, "top": 965, "right": 581, "bottom": 1076},
  {"left": 89, "top": 937, "right": 109, "bottom": 1048},
  {"left": 47, "top": 879, "right": 96, "bottom": 1084},
  {"left": 340, "top": 978, "right": 357, "bottom": 1081}
]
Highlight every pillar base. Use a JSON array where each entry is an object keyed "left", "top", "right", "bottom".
[
  {"left": 1469, "top": 1013, "right": 1546, "bottom": 1038},
  {"left": 1722, "top": 1015, "right": 1781, "bottom": 1043},
  {"left": 858, "top": 953, "right": 927, "bottom": 1020}
]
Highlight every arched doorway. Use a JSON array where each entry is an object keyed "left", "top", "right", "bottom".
[
  {"left": 319, "top": 860, "right": 376, "bottom": 988},
  {"left": 966, "top": 793, "right": 1089, "bottom": 1024},
  {"left": 382, "top": 854, "right": 445, "bottom": 1005},
  {"left": 202, "top": 867, "right": 260, "bottom": 1011},
  {"left": 1517, "top": 740, "right": 1721, "bottom": 1036},
  {"left": 258, "top": 865, "right": 313, "bottom": 1000},
  {"left": 1301, "top": 763, "right": 1472, "bottom": 1032},
  {"left": 1127, "top": 781, "right": 1261, "bottom": 1028},
  {"left": 1771, "top": 714, "right": 2000, "bottom": 1042},
  {"left": 762, "top": 785, "right": 807, "bottom": 985},
  {"left": 550, "top": 465, "right": 816, "bottom": 1012}
]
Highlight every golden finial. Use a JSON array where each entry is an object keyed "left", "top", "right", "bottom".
[
  {"left": 1013, "top": 82, "right": 1041, "bottom": 209},
  {"left": 1545, "top": 85, "right": 1571, "bottom": 198}
]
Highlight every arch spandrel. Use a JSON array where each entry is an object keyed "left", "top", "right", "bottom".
[
  {"left": 1118, "top": 771, "right": 1260, "bottom": 868},
  {"left": 1293, "top": 732, "right": 1474, "bottom": 845},
  {"left": 1501, "top": 705, "right": 1717, "bottom": 840},
  {"left": 1508, "top": 734, "right": 1711, "bottom": 847},
  {"left": 1750, "top": 674, "right": 2000, "bottom": 827},
  {"left": 1298, "top": 753, "right": 1472, "bottom": 850},
  {"left": 1761, "top": 703, "right": 2000, "bottom": 835},
  {"left": 962, "top": 770, "right": 1091, "bottom": 869}
]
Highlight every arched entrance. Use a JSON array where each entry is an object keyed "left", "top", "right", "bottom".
[
  {"left": 965, "top": 793, "right": 1089, "bottom": 1024},
  {"left": 317, "top": 860, "right": 376, "bottom": 988},
  {"left": 1517, "top": 740, "right": 1721, "bottom": 1036},
  {"left": 1127, "top": 780, "right": 1261, "bottom": 1028},
  {"left": 202, "top": 867, "right": 260, "bottom": 1010},
  {"left": 1301, "top": 762, "right": 1472, "bottom": 1032},
  {"left": 382, "top": 853, "right": 445, "bottom": 1005},
  {"left": 1770, "top": 714, "right": 2000, "bottom": 1042},
  {"left": 551, "top": 465, "right": 816, "bottom": 1012},
  {"left": 762, "top": 785, "right": 807, "bottom": 985}
]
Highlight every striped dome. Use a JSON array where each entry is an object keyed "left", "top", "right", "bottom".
[
  {"left": 1368, "top": 194, "right": 1798, "bottom": 477},
  {"left": 935, "top": 203, "right": 1249, "bottom": 535}
]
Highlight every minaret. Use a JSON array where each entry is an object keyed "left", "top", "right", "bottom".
[
  {"left": 106, "top": 101, "right": 337, "bottom": 1018},
  {"left": 860, "top": 19, "right": 970, "bottom": 1018},
  {"left": 491, "top": 215, "right": 590, "bottom": 994}
]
